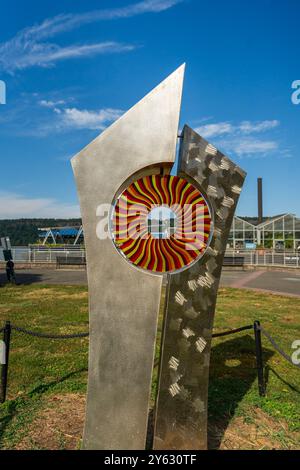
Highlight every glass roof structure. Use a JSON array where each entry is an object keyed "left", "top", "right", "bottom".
[{"left": 228, "top": 213, "right": 300, "bottom": 250}]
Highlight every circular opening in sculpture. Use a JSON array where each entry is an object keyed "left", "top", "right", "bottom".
[{"left": 110, "top": 173, "right": 212, "bottom": 274}]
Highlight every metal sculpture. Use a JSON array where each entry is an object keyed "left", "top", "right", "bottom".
[{"left": 71, "top": 65, "right": 246, "bottom": 450}]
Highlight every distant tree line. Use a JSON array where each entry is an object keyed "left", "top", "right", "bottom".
[{"left": 0, "top": 219, "right": 82, "bottom": 246}]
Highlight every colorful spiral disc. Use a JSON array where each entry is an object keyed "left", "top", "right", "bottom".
[{"left": 111, "top": 174, "right": 212, "bottom": 274}]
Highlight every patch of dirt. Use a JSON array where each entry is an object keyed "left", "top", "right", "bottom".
[
  {"left": 21, "top": 289, "right": 87, "bottom": 301},
  {"left": 15, "top": 394, "right": 85, "bottom": 450},
  {"left": 60, "top": 292, "right": 88, "bottom": 300},
  {"left": 21, "top": 288, "right": 58, "bottom": 299},
  {"left": 13, "top": 394, "right": 299, "bottom": 450},
  {"left": 281, "top": 316, "right": 297, "bottom": 323},
  {"left": 0, "top": 307, "right": 12, "bottom": 314},
  {"left": 208, "top": 409, "right": 300, "bottom": 450}
]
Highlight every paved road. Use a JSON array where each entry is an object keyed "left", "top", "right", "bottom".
[
  {"left": 0, "top": 268, "right": 299, "bottom": 297},
  {"left": 220, "top": 269, "right": 300, "bottom": 297},
  {"left": 0, "top": 269, "right": 88, "bottom": 286}
]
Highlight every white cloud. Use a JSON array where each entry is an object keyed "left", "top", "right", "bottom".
[
  {"left": 39, "top": 99, "right": 66, "bottom": 108},
  {"left": 238, "top": 120, "right": 279, "bottom": 134},
  {"left": 0, "top": 40, "right": 136, "bottom": 73},
  {"left": 0, "top": 192, "right": 80, "bottom": 218},
  {"left": 0, "top": 91, "right": 123, "bottom": 136},
  {"left": 53, "top": 0, "right": 184, "bottom": 27},
  {"left": 195, "top": 119, "right": 279, "bottom": 139},
  {"left": 195, "top": 122, "right": 233, "bottom": 138},
  {"left": 194, "top": 119, "right": 281, "bottom": 158},
  {"left": 61, "top": 107, "right": 123, "bottom": 130},
  {"left": 224, "top": 139, "right": 279, "bottom": 157},
  {"left": 0, "top": 0, "right": 183, "bottom": 73}
]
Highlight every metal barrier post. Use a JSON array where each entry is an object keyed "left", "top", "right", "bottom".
[
  {"left": 1, "top": 321, "right": 11, "bottom": 403},
  {"left": 254, "top": 320, "right": 265, "bottom": 397}
]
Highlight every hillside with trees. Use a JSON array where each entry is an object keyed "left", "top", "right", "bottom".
[{"left": 0, "top": 219, "right": 82, "bottom": 246}]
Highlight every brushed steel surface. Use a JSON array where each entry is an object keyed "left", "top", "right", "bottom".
[
  {"left": 153, "top": 125, "right": 246, "bottom": 450},
  {"left": 72, "top": 65, "right": 184, "bottom": 449}
]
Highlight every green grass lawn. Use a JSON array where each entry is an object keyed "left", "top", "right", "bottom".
[{"left": 0, "top": 283, "right": 299, "bottom": 449}]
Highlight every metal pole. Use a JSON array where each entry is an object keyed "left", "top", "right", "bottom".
[
  {"left": 1, "top": 321, "right": 11, "bottom": 403},
  {"left": 254, "top": 320, "right": 265, "bottom": 397},
  {"left": 257, "top": 177, "right": 263, "bottom": 224}
]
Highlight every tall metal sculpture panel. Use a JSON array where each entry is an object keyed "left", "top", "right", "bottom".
[
  {"left": 153, "top": 126, "right": 246, "bottom": 449},
  {"left": 72, "top": 66, "right": 184, "bottom": 449},
  {"left": 72, "top": 66, "right": 246, "bottom": 450}
]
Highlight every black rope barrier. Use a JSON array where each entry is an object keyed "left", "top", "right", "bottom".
[
  {"left": 1, "top": 319, "right": 299, "bottom": 405},
  {"left": 4, "top": 323, "right": 254, "bottom": 341},
  {"left": 10, "top": 324, "right": 89, "bottom": 339},
  {"left": 212, "top": 324, "right": 252, "bottom": 338}
]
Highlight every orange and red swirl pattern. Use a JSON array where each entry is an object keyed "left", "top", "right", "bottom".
[{"left": 111, "top": 174, "right": 211, "bottom": 273}]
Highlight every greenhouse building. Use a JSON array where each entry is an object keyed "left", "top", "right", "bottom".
[{"left": 228, "top": 213, "right": 300, "bottom": 250}]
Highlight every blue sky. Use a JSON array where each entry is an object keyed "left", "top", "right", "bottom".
[{"left": 0, "top": 0, "right": 299, "bottom": 218}]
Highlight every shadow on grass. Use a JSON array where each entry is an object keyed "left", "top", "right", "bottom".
[
  {"left": 208, "top": 334, "right": 274, "bottom": 450},
  {"left": 0, "top": 367, "right": 87, "bottom": 448}
]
